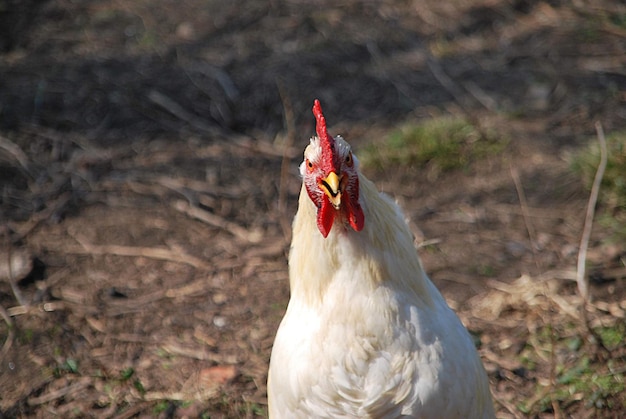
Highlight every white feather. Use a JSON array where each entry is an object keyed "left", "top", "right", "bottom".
[{"left": 268, "top": 141, "right": 495, "bottom": 419}]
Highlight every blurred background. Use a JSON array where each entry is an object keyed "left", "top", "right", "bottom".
[{"left": 1, "top": 0, "right": 625, "bottom": 417}]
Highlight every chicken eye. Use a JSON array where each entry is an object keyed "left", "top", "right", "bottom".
[
  {"left": 345, "top": 152, "right": 353, "bottom": 167},
  {"left": 306, "top": 159, "right": 314, "bottom": 171}
]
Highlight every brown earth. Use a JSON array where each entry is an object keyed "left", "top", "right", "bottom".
[{"left": 1, "top": 0, "right": 625, "bottom": 417}]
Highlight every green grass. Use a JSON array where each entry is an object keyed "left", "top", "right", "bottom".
[
  {"left": 597, "top": 322, "right": 626, "bottom": 351},
  {"left": 518, "top": 323, "right": 626, "bottom": 414},
  {"left": 52, "top": 358, "right": 79, "bottom": 377},
  {"left": 358, "top": 116, "right": 505, "bottom": 173},
  {"left": 17, "top": 327, "right": 33, "bottom": 344},
  {"left": 120, "top": 367, "right": 135, "bottom": 381},
  {"left": 610, "top": 12, "right": 626, "bottom": 29},
  {"left": 554, "top": 356, "right": 625, "bottom": 410},
  {"left": 153, "top": 400, "right": 171, "bottom": 414}
]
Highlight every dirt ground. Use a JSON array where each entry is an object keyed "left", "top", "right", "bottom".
[{"left": 1, "top": 0, "right": 625, "bottom": 417}]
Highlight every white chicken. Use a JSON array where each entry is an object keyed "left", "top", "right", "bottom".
[{"left": 268, "top": 100, "right": 495, "bottom": 418}]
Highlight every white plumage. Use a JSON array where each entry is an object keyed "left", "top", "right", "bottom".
[{"left": 268, "top": 100, "right": 495, "bottom": 418}]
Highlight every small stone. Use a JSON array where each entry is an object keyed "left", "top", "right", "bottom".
[
  {"left": 212, "top": 293, "right": 228, "bottom": 305},
  {"left": 213, "top": 316, "right": 227, "bottom": 328},
  {"left": 0, "top": 248, "right": 33, "bottom": 282}
]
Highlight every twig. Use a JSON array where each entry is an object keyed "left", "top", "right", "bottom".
[
  {"left": 490, "top": 392, "right": 523, "bottom": 419},
  {"left": 10, "top": 192, "right": 72, "bottom": 244},
  {"left": 0, "top": 302, "right": 15, "bottom": 358},
  {"left": 67, "top": 233, "right": 212, "bottom": 270},
  {"left": 462, "top": 81, "right": 499, "bottom": 112},
  {"left": 510, "top": 165, "right": 541, "bottom": 269},
  {"left": 426, "top": 57, "right": 472, "bottom": 113},
  {"left": 110, "top": 401, "right": 154, "bottom": 419},
  {"left": 425, "top": 56, "right": 491, "bottom": 139},
  {"left": 147, "top": 90, "right": 225, "bottom": 137},
  {"left": 172, "top": 200, "right": 262, "bottom": 243},
  {"left": 416, "top": 238, "right": 442, "bottom": 249},
  {"left": 161, "top": 339, "right": 226, "bottom": 362},
  {"left": 142, "top": 388, "right": 219, "bottom": 402},
  {"left": 183, "top": 61, "right": 240, "bottom": 101},
  {"left": 7, "top": 301, "right": 66, "bottom": 317},
  {"left": 165, "top": 278, "right": 213, "bottom": 298},
  {"left": 365, "top": 41, "right": 419, "bottom": 108},
  {"left": 577, "top": 122, "right": 608, "bottom": 303}
]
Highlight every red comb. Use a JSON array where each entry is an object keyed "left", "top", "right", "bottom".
[{"left": 312, "top": 99, "right": 335, "bottom": 162}]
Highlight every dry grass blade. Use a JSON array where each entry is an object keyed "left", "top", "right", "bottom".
[
  {"left": 511, "top": 165, "right": 560, "bottom": 414},
  {"left": 147, "top": 89, "right": 225, "bottom": 137},
  {"left": 27, "top": 380, "right": 91, "bottom": 406},
  {"left": 0, "top": 134, "right": 31, "bottom": 175},
  {"left": 577, "top": 122, "right": 608, "bottom": 303},
  {"left": 277, "top": 80, "right": 296, "bottom": 242},
  {"left": 510, "top": 165, "right": 540, "bottom": 269},
  {"left": 424, "top": 54, "right": 494, "bottom": 140},
  {"left": 426, "top": 57, "right": 470, "bottom": 112}
]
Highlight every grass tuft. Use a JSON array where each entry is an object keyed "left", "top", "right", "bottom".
[{"left": 358, "top": 116, "right": 505, "bottom": 173}]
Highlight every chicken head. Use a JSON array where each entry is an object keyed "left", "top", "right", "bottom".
[{"left": 301, "top": 99, "right": 364, "bottom": 238}]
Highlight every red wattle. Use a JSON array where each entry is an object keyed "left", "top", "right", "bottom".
[
  {"left": 317, "top": 198, "right": 336, "bottom": 238},
  {"left": 345, "top": 198, "right": 364, "bottom": 232}
]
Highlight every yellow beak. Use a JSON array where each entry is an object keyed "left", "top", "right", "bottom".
[{"left": 320, "top": 172, "right": 342, "bottom": 209}]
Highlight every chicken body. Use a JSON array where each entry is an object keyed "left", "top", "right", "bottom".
[{"left": 267, "top": 101, "right": 495, "bottom": 418}]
